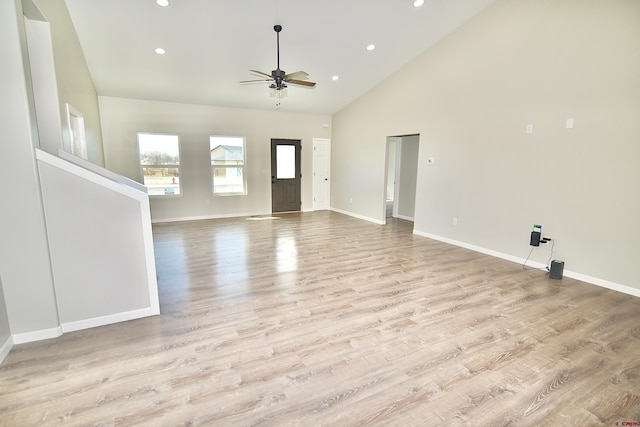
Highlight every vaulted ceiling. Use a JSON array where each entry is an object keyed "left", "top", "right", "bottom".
[{"left": 65, "top": 0, "right": 496, "bottom": 115}]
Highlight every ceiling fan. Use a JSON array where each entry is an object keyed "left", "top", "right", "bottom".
[{"left": 240, "top": 25, "right": 317, "bottom": 93}]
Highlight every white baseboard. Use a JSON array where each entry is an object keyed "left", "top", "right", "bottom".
[
  {"left": 0, "top": 335, "right": 14, "bottom": 364},
  {"left": 7, "top": 308, "right": 158, "bottom": 350},
  {"left": 152, "top": 211, "right": 271, "bottom": 224},
  {"left": 12, "top": 326, "right": 63, "bottom": 345},
  {"left": 562, "top": 271, "right": 640, "bottom": 298},
  {"left": 414, "top": 229, "right": 640, "bottom": 299},
  {"left": 395, "top": 214, "right": 414, "bottom": 222},
  {"left": 61, "top": 307, "right": 157, "bottom": 333},
  {"left": 331, "top": 208, "right": 385, "bottom": 225}
]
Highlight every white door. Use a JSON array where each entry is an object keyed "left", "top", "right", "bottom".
[{"left": 313, "top": 138, "right": 331, "bottom": 210}]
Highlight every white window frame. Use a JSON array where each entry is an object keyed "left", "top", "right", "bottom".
[
  {"left": 65, "top": 103, "right": 88, "bottom": 160},
  {"left": 210, "top": 135, "right": 247, "bottom": 196},
  {"left": 137, "top": 132, "right": 182, "bottom": 197}
]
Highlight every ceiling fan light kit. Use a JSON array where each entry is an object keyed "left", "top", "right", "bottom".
[{"left": 240, "top": 24, "right": 316, "bottom": 108}]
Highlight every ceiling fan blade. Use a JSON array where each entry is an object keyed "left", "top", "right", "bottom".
[
  {"left": 285, "top": 71, "right": 309, "bottom": 80},
  {"left": 250, "top": 69, "right": 272, "bottom": 78},
  {"left": 287, "top": 79, "right": 316, "bottom": 88},
  {"left": 240, "top": 79, "right": 272, "bottom": 84}
]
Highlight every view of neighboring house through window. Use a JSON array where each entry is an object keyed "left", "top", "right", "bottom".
[
  {"left": 137, "top": 133, "right": 181, "bottom": 196},
  {"left": 210, "top": 136, "right": 246, "bottom": 195}
]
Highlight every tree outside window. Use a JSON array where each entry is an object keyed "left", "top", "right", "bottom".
[{"left": 138, "top": 133, "right": 181, "bottom": 196}]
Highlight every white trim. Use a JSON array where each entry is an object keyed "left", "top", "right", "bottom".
[
  {"left": 65, "top": 103, "right": 88, "bottom": 160},
  {"left": 0, "top": 335, "right": 14, "bottom": 364},
  {"left": 151, "top": 211, "right": 271, "bottom": 224},
  {"left": 58, "top": 149, "right": 147, "bottom": 193},
  {"left": 139, "top": 195, "right": 160, "bottom": 315},
  {"left": 393, "top": 139, "right": 401, "bottom": 219},
  {"left": 413, "top": 229, "right": 640, "bottom": 298},
  {"left": 331, "top": 207, "right": 385, "bottom": 225},
  {"left": 563, "top": 271, "right": 640, "bottom": 298},
  {"left": 396, "top": 214, "right": 414, "bottom": 222},
  {"left": 12, "top": 326, "right": 62, "bottom": 344},
  {"left": 37, "top": 149, "right": 147, "bottom": 199},
  {"left": 61, "top": 307, "right": 155, "bottom": 333}
]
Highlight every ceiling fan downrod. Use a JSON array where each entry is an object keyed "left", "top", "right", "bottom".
[
  {"left": 274, "top": 25, "right": 282, "bottom": 70},
  {"left": 273, "top": 25, "right": 285, "bottom": 89}
]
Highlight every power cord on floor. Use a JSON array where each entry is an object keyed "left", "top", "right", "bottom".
[{"left": 522, "top": 239, "right": 554, "bottom": 272}]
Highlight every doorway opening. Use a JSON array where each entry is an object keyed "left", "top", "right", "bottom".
[{"left": 384, "top": 134, "right": 420, "bottom": 223}]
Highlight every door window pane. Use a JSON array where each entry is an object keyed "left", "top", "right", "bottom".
[{"left": 277, "top": 145, "right": 295, "bottom": 179}]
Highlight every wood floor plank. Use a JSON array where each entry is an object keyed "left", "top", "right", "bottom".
[{"left": 1, "top": 211, "right": 639, "bottom": 426}]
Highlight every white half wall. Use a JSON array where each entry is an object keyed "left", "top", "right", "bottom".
[{"left": 36, "top": 149, "right": 159, "bottom": 327}]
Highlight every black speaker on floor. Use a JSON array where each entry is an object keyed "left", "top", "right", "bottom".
[{"left": 550, "top": 260, "right": 564, "bottom": 279}]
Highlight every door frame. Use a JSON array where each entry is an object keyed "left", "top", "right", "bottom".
[
  {"left": 271, "top": 138, "right": 302, "bottom": 213},
  {"left": 312, "top": 138, "right": 331, "bottom": 211},
  {"left": 384, "top": 137, "right": 402, "bottom": 221},
  {"left": 384, "top": 134, "right": 420, "bottom": 223}
]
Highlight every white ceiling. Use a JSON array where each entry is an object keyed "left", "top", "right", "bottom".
[{"left": 64, "top": 0, "right": 496, "bottom": 115}]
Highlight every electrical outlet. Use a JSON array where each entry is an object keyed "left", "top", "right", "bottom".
[{"left": 452, "top": 217, "right": 458, "bottom": 226}]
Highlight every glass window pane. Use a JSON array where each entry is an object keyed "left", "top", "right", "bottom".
[
  {"left": 210, "top": 137, "right": 244, "bottom": 165},
  {"left": 139, "top": 134, "right": 180, "bottom": 165},
  {"left": 213, "top": 167, "right": 244, "bottom": 193},
  {"left": 210, "top": 136, "right": 246, "bottom": 195},
  {"left": 138, "top": 133, "right": 181, "bottom": 197},
  {"left": 142, "top": 167, "right": 180, "bottom": 196},
  {"left": 277, "top": 145, "right": 295, "bottom": 179}
]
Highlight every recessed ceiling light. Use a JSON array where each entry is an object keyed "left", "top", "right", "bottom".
[
  {"left": 413, "top": 0, "right": 425, "bottom": 7},
  {"left": 155, "top": 48, "right": 166, "bottom": 55},
  {"left": 366, "top": 44, "right": 376, "bottom": 51},
  {"left": 332, "top": 75, "right": 339, "bottom": 81},
  {"left": 156, "top": 0, "right": 169, "bottom": 6}
]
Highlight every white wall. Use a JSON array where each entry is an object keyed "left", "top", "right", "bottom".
[
  {"left": 99, "top": 96, "right": 331, "bottom": 222},
  {"left": 37, "top": 150, "right": 159, "bottom": 330},
  {"left": 0, "top": 0, "right": 60, "bottom": 337},
  {"left": 386, "top": 139, "right": 397, "bottom": 202},
  {"left": 397, "top": 135, "right": 419, "bottom": 220},
  {"left": 0, "top": 276, "right": 12, "bottom": 363},
  {"left": 331, "top": 0, "right": 640, "bottom": 291},
  {"left": 33, "top": 0, "right": 104, "bottom": 166}
]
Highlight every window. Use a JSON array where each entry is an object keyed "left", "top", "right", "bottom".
[
  {"left": 65, "top": 104, "right": 88, "bottom": 160},
  {"left": 137, "top": 133, "right": 181, "bottom": 196},
  {"left": 210, "top": 136, "right": 246, "bottom": 195}
]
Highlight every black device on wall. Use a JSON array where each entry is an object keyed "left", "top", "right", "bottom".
[{"left": 530, "top": 224, "right": 542, "bottom": 247}]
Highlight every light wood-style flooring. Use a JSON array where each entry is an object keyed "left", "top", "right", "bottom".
[{"left": 2, "top": 211, "right": 639, "bottom": 426}]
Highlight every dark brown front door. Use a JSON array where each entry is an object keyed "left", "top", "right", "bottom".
[{"left": 271, "top": 139, "right": 301, "bottom": 213}]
